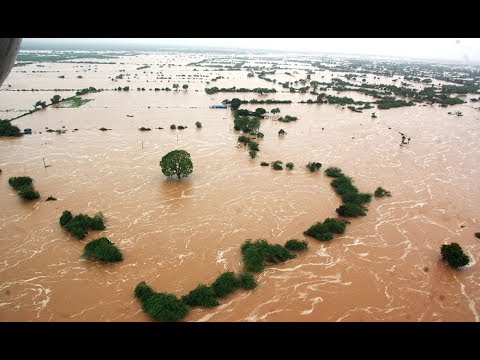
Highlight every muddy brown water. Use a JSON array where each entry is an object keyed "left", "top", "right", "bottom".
[{"left": 1, "top": 55, "right": 479, "bottom": 321}]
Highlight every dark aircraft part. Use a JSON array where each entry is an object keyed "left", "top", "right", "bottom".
[{"left": 0, "top": 38, "right": 22, "bottom": 86}]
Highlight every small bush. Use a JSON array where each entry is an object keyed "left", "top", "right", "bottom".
[
  {"left": 285, "top": 239, "right": 308, "bottom": 251},
  {"left": 374, "top": 187, "right": 391, "bottom": 197},
  {"left": 17, "top": 185, "right": 40, "bottom": 200},
  {"left": 242, "top": 246, "right": 266, "bottom": 272},
  {"left": 90, "top": 212, "right": 106, "bottom": 230},
  {"left": 170, "top": 124, "right": 176, "bottom": 129},
  {"left": 60, "top": 211, "right": 106, "bottom": 239},
  {"left": 178, "top": 125, "right": 186, "bottom": 130},
  {"left": 475, "top": 232, "right": 480, "bottom": 239},
  {"left": 139, "top": 127, "right": 151, "bottom": 131},
  {"left": 0, "top": 120, "right": 22, "bottom": 137},
  {"left": 278, "top": 129, "right": 286, "bottom": 136},
  {"left": 142, "top": 292, "right": 188, "bottom": 322},
  {"left": 46, "top": 195, "right": 57, "bottom": 201},
  {"left": 8, "top": 176, "right": 33, "bottom": 189},
  {"left": 211, "top": 271, "right": 239, "bottom": 298},
  {"left": 304, "top": 218, "right": 349, "bottom": 241},
  {"left": 306, "top": 162, "right": 322, "bottom": 172},
  {"left": 237, "top": 272, "right": 257, "bottom": 290},
  {"left": 134, "top": 281, "right": 154, "bottom": 301},
  {"left": 336, "top": 203, "right": 368, "bottom": 217},
  {"left": 260, "top": 162, "right": 270, "bottom": 166},
  {"left": 441, "top": 243, "right": 470, "bottom": 269},
  {"left": 324, "top": 166, "right": 343, "bottom": 177},
  {"left": 238, "top": 135, "right": 251, "bottom": 145},
  {"left": 59, "top": 210, "right": 73, "bottom": 226},
  {"left": 286, "top": 162, "right": 294, "bottom": 170},
  {"left": 241, "top": 239, "right": 296, "bottom": 272},
  {"left": 341, "top": 192, "right": 372, "bottom": 205},
  {"left": 271, "top": 160, "right": 283, "bottom": 170},
  {"left": 249, "top": 150, "right": 257, "bottom": 159},
  {"left": 83, "top": 237, "right": 123, "bottom": 262},
  {"left": 247, "top": 141, "right": 259, "bottom": 151},
  {"left": 195, "top": 121, "right": 202, "bottom": 128},
  {"left": 256, "top": 132, "right": 264, "bottom": 138},
  {"left": 182, "top": 284, "right": 219, "bottom": 307}
]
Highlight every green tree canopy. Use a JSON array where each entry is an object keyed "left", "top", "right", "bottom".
[
  {"left": 50, "top": 94, "right": 61, "bottom": 104},
  {"left": 230, "top": 98, "right": 242, "bottom": 110},
  {"left": 182, "top": 84, "right": 189, "bottom": 90},
  {"left": 160, "top": 150, "right": 193, "bottom": 180},
  {"left": 441, "top": 243, "right": 470, "bottom": 269}
]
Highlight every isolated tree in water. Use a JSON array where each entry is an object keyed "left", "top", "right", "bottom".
[{"left": 160, "top": 150, "right": 193, "bottom": 180}]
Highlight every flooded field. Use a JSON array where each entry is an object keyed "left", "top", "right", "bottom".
[{"left": 1, "top": 50, "right": 480, "bottom": 321}]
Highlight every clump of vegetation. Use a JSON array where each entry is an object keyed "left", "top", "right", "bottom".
[
  {"left": 159, "top": 150, "right": 193, "bottom": 180},
  {"left": 475, "top": 232, "right": 480, "bottom": 239},
  {"left": 181, "top": 284, "right": 219, "bottom": 307},
  {"left": 329, "top": 174, "right": 371, "bottom": 216},
  {"left": 249, "top": 150, "right": 257, "bottom": 159},
  {"left": 195, "top": 121, "right": 202, "bottom": 128},
  {"left": 233, "top": 115, "right": 260, "bottom": 133},
  {"left": 61, "top": 96, "right": 93, "bottom": 108},
  {"left": 306, "top": 162, "right": 322, "bottom": 172},
  {"left": 0, "top": 120, "right": 22, "bottom": 137},
  {"left": 374, "top": 187, "right": 391, "bottom": 197},
  {"left": 256, "top": 132, "right": 264, "bottom": 138},
  {"left": 278, "top": 129, "right": 286, "bottom": 136},
  {"left": 238, "top": 135, "right": 251, "bottom": 145},
  {"left": 170, "top": 124, "right": 176, "bottom": 129},
  {"left": 211, "top": 271, "right": 239, "bottom": 298},
  {"left": 304, "top": 218, "right": 349, "bottom": 241},
  {"left": 278, "top": 115, "right": 298, "bottom": 123},
  {"left": 271, "top": 160, "right": 283, "bottom": 170},
  {"left": 336, "top": 203, "right": 368, "bottom": 217},
  {"left": 178, "top": 126, "right": 186, "bottom": 130},
  {"left": 260, "top": 162, "right": 270, "bottom": 166},
  {"left": 46, "top": 196, "right": 57, "bottom": 201},
  {"left": 139, "top": 127, "right": 151, "bottom": 131},
  {"left": 60, "top": 210, "right": 73, "bottom": 226},
  {"left": 241, "top": 239, "right": 296, "bottom": 273},
  {"left": 83, "top": 237, "right": 123, "bottom": 262},
  {"left": 16, "top": 185, "right": 40, "bottom": 200},
  {"left": 8, "top": 176, "right": 40, "bottom": 200},
  {"left": 237, "top": 272, "right": 257, "bottom": 290},
  {"left": 59, "top": 211, "right": 105, "bottom": 239},
  {"left": 341, "top": 192, "right": 372, "bottom": 205},
  {"left": 441, "top": 243, "right": 470, "bottom": 269},
  {"left": 324, "top": 166, "right": 343, "bottom": 177},
  {"left": 9, "top": 176, "right": 33, "bottom": 189},
  {"left": 285, "top": 239, "right": 308, "bottom": 251},
  {"left": 247, "top": 141, "right": 259, "bottom": 151},
  {"left": 134, "top": 282, "right": 188, "bottom": 322},
  {"left": 286, "top": 162, "right": 294, "bottom": 170}
]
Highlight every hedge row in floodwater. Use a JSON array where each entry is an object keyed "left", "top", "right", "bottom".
[{"left": 134, "top": 237, "right": 309, "bottom": 321}]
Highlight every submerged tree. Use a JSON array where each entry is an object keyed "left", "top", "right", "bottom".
[
  {"left": 160, "top": 150, "right": 193, "bottom": 180},
  {"left": 441, "top": 243, "right": 470, "bottom": 269}
]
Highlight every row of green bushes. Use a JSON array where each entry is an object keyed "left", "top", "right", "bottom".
[
  {"left": 134, "top": 270, "right": 257, "bottom": 321},
  {"left": 135, "top": 237, "right": 308, "bottom": 321}
]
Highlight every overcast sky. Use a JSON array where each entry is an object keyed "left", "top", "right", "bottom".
[{"left": 22, "top": 38, "right": 480, "bottom": 64}]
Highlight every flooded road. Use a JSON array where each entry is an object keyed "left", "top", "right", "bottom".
[{"left": 1, "top": 53, "right": 480, "bottom": 322}]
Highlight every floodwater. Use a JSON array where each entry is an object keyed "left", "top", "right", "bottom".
[{"left": 1, "top": 53, "right": 480, "bottom": 322}]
